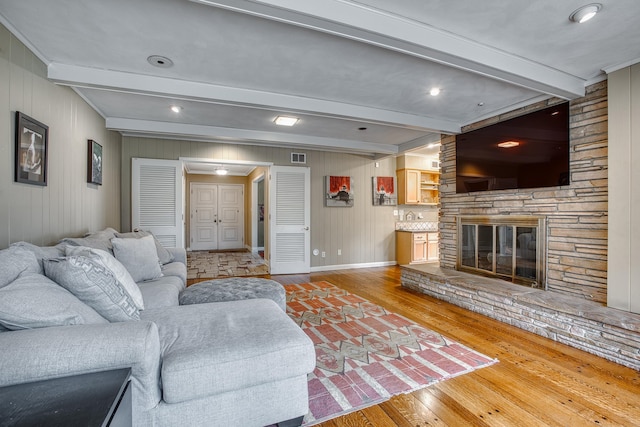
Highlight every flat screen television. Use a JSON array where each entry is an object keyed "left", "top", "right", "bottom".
[{"left": 456, "top": 102, "right": 570, "bottom": 193}]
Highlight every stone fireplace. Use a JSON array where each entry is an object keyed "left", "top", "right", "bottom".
[{"left": 456, "top": 215, "right": 546, "bottom": 288}]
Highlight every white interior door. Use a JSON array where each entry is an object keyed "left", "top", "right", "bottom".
[
  {"left": 190, "top": 183, "right": 218, "bottom": 250},
  {"left": 132, "top": 158, "right": 184, "bottom": 248},
  {"left": 269, "top": 166, "right": 310, "bottom": 274},
  {"left": 217, "top": 185, "right": 244, "bottom": 250}
]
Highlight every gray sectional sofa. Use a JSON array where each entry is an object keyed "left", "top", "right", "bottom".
[{"left": 0, "top": 228, "right": 315, "bottom": 427}]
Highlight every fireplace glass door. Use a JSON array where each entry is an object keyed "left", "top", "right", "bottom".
[{"left": 457, "top": 216, "right": 545, "bottom": 288}]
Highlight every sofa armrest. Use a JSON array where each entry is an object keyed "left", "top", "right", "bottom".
[
  {"left": 167, "top": 247, "right": 186, "bottom": 266},
  {"left": 0, "top": 321, "right": 162, "bottom": 410}
]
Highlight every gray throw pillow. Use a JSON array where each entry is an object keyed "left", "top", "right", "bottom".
[
  {"left": 114, "top": 230, "right": 174, "bottom": 265},
  {"left": 44, "top": 256, "right": 141, "bottom": 322},
  {"left": 10, "top": 242, "right": 65, "bottom": 272},
  {"left": 0, "top": 246, "right": 41, "bottom": 288},
  {"left": 0, "top": 273, "right": 107, "bottom": 330},
  {"left": 111, "top": 235, "right": 163, "bottom": 282},
  {"left": 59, "top": 227, "right": 118, "bottom": 254},
  {"left": 65, "top": 246, "right": 144, "bottom": 310}
]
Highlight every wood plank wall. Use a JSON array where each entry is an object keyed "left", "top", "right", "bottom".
[
  {"left": 0, "top": 25, "right": 121, "bottom": 248},
  {"left": 439, "top": 81, "right": 608, "bottom": 302},
  {"left": 121, "top": 139, "right": 398, "bottom": 268}
]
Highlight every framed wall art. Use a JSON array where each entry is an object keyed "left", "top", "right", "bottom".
[
  {"left": 325, "top": 175, "right": 353, "bottom": 207},
  {"left": 15, "top": 111, "right": 48, "bottom": 186},
  {"left": 87, "top": 140, "right": 103, "bottom": 185},
  {"left": 372, "top": 176, "right": 397, "bottom": 206}
]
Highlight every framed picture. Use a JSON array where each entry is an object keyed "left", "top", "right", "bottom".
[
  {"left": 88, "top": 139, "right": 103, "bottom": 185},
  {"left": 325, "top": 176, "right": 353, "bottom": 207},
  {"left": 372, "top": 176, "right": 397, "bottom": 206},
  {"left": 15, "top": 112, "right": 48, "bottom": 186}
]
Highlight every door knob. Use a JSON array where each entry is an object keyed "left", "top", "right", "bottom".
[{"left": 304, "top": 226, "right": 309, "bottom": 230}]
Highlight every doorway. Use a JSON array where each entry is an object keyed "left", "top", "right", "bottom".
[{"left": 190, "top": 183, "right": 244, "bottom": 250}]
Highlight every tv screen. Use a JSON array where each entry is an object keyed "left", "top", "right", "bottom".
[{"left": 456, "top": 102, "right": 570, "bottom": 193}]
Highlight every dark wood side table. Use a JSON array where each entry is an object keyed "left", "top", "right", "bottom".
[{"left": 0, "top": 368, "right": 132, "bottom": 427}]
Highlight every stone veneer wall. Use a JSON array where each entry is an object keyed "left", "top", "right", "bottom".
[{"left": 439, "top": 81, "right": 608, "bottom": 303}]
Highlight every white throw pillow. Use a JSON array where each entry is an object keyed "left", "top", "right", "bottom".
[
  {"left": 111, "top": 235, "right": 163, "bottom": 283},
  {"left": 65, "top": 246, "right": 144, "bottom": 310}
]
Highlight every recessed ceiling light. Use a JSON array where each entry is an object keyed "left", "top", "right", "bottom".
[
  {"left": 569, "top": 3, "right": 602, "bottom": 23},
  {"left": 498, "top": 141, "right": 520, "bottom": 148},
  {"left": 274, "top": 116, "right": 299, "bottom": 126},
  {"left": 170, "top": 105, "right": 182, "bottom": 113},
  {"left": 429, "top": 87, "right": 441, "bottom": 97},
  {"left": 147, "top": 55, "right": 174, "bottom": 68}
]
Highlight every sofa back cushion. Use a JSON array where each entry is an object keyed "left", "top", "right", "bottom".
[
  {"left": 114, "top": 230, "right": 175, "bottom": 265},
  {"left": 0, "top": 246, "right": 41, "bottom": 288},
  {"left": 0, "top": 273, "right": 107, "bottom": 330},
  {"left": 111, "top": 235, "right": 163, "bottom": 282},
  {"left": 44, "top": 256, "right": 141, "bottom": 322}
]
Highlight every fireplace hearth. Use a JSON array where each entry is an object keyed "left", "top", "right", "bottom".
[{"left": 456, "top": 215, "right": 546, "bottom": 288}]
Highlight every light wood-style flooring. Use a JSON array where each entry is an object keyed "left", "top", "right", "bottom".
[{"left": 191, "top": 266, "right": 640, "bottom": 426}]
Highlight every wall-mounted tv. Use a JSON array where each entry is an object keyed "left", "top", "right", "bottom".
[{"left": 456, "top": 102, "right": 570, "bottom": 193}]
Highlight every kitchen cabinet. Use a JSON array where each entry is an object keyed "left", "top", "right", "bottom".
[
  {"left": 396, "top": 231, "right": 438, "bottom": 265},
  {"left": 397, "top": 169, "right": 439, "bottom": 205}
]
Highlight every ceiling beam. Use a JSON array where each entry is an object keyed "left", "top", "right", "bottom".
[
  {"left": 191, "top": 0, "right": 586, "bottom": 99},
  {"left": 48, "top": 63, "right": 460, "bottom": 133},
  {"left": 107, "top": 118, "right": 400, "bottom": 155}
]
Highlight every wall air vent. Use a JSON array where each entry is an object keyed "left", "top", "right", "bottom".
[
  {"left": 291, "top": 152, "right": 307, "bottom": 164},
  {"left": 431, "top": 160, "right": 440, "bottom": 169}
]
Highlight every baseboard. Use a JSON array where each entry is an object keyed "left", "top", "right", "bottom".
[{"left": 311, "top": 261, "right": 397, "bottom": 272}]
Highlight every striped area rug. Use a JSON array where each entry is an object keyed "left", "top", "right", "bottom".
[{"left": 284, "top": 281, "right": 498, "bottom": 426}]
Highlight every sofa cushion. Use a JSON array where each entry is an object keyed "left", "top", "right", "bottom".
[
  {"left": 137, "top": 276, "right": 184, "bottom": 309},
  {"left": 59, "top": 227, "right": 118, "bottom": 254},
  {"left": 160, "top": 261, "right": 187, "bottom": 285},
  {"left": 65, "top": 246, "right": 144, "bottom": 310},
  {"left": 111, "top": 235, "right": 163, "bottom": 282},
  {"left": 0, "top": 273, "right": 107, "bottom": 330},
  {"left": 0, "top": 246, "right": 41, "bottom": 288},
  {"left": 43, "top": 256, "right": 141, "bottom": 322},
  {"left": 141, "top": 299, "right": 315, "bottom": 404},
  {"left": 115, "top": 230, "right": 175, "bottom": 265},
  {"left": 9, "top": 242, "right": 66, "bottom": 273}
]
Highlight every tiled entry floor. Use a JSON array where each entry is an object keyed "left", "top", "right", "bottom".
[{"left": 187, "top": 250, "right": 269, "bottom": 280}]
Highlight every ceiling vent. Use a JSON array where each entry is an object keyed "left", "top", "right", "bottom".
[{"left": 291, "top": 152, "right": 307, "bottom": 164}]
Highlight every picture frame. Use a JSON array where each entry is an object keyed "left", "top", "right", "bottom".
[
  {"left": 325, "top": 176, "right": 354, "bottom": 207},
  {"left": 372, "top": 176, "right": 397, "bottom": 206},
  {"left": 88, "top": 139, "right": 103, "bottom": 185},
  {"left": 15, "top": 111, "right": 48, "bottom": 186}
]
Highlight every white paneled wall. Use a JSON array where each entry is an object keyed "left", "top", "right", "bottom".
[
  {"left": 0, "top": 24, "right": 121, "bottom": 248},
  {"left": 121, "top": 138, "right": 398, "bottom": 268}
]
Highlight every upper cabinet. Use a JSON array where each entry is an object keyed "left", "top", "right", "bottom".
[{"left": 397, "top": 169, "right": 440, "bottom": 205}]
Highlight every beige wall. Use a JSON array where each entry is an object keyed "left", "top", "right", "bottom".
[
  {"left": 121, "top": 137, "right": 397, "bottom": 267},
  {"left": 0, "top": 24, "right": 121, "bottom": 248},
  {"left": 608, "top": 64, "right": 640, "bottom": 314}
]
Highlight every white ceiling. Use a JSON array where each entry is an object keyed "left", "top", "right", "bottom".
[{"left": 1, "top": 0, "right": 638, "bottom": 157}]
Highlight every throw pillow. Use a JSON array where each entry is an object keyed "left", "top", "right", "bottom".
[
  {"left": 43, "top": 256, "right": 141, "bottom": 322},
  {"left": 10, "top": 241, "right": 65, "bottom": 272},
  {"left": 0, "top": 246, "right": 41, "bottom": 288},
  {"left": 59, "top": 227, "right": 118, "bottom": 254},
  {"left": 65, "top": 246, "right": 144, "bottom": 310},
  {"left": 114, "top": 230, "right": 174, "bottom": 265},
  {"left": 111, "top": 235, "right": 163, "bottom": 282},
  {"left": 0, "top": 273, "right": 107, "bottom": 330}
]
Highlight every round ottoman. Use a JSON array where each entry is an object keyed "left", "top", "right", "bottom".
[{"left": 179, "top": 278, "right": 286, "bottom": 311}]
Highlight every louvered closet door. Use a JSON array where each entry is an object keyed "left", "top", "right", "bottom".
[
  {"left": 269, "top": 166, "right": 310, "bottom": 274},
  {"left": 132, "top": 158, "right": 184, "bottom": 248}
]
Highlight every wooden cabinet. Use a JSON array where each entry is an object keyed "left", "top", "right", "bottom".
[
  {"left": 396, "top": 231, "right": 438, "bottom": 264},
  {"left": 397, "top": 169, "right": 439, "bottom": 205}
]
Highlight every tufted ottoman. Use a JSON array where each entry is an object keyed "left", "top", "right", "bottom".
[{"left": 179, "top": 277, "right": 286, "bottom": 311}]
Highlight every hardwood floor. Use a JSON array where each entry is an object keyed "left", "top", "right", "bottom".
[{"left": 263, "top": 266, "right": 640, "bottom": 427}]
